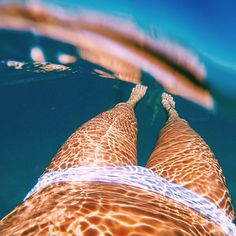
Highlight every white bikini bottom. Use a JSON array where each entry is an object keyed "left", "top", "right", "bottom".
[{"left": 25, "top": 165, "right": 236, "bottom": 236}]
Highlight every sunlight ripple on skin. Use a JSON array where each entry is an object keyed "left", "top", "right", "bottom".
[{"left": 0, "top": 85, "right": 235, "bottom": 235}]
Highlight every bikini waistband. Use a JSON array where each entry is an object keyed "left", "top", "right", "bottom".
[{"left": 25, "top": 165, "right": 236, "bottom": 236}]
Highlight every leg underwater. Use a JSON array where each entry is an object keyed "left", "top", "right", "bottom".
[
  {"left": 146, "top": 93, "right": 234, "bottom": 220},
  {"left": 0, "top": 87, "right": 235, "bottom": 235}
]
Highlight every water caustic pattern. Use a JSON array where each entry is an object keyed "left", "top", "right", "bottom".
[
  {"left": 45, "top": 85, "right": 146, "bottom": 171},
  {"left": 23, "top": 166, "right": 235, "bottom": 234},
  {"left": 0, "top": 183, "right": 229, "bottom": 236},
  {"left": 0, "top": 3, "right": 213, "bottom": 109},
  {"left": 0, "top": 85, "right": 235, "bottom": 235},
  {"left": 146, "top": 93, "right": 234, "bottom": 220}
]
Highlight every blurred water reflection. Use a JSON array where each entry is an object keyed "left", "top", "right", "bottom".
[{"left": 0, "top": 3, "right": 213, "bottom": 109}]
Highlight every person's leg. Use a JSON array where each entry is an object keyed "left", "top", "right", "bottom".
[
  {"left": 45, "top": 84, "right": 147, "bottom": 172},
  {"left": 146, "top": 92, "right": 234, "bottom": 220}
]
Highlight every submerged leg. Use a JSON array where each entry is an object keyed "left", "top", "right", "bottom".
[
  {"left": 0, "top": 90, "right": 232, "bottom": 236},
  {"left": 45, "top": 84, "right": 147, "bottom": 172},
  {"left": 146, "top": 92, "right": 234, "bottom": 220}
]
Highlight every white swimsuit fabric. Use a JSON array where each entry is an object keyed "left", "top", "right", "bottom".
[{"left": 25, "top": 165, "right": 236, "bottom": 236}]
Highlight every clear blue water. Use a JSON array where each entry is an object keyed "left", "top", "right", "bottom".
[{"left": 0, "top": 1, "right": 235, "bottom": 223}]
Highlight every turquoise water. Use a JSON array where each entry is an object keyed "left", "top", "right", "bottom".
[{"left": 0, "top": 1, "right": 236, "bottom": 223}]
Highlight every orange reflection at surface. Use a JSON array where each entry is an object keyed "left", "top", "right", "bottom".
[{"left": 0, "top": 3, "right": 213, "bottom": 109}]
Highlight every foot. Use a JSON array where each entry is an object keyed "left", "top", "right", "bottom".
[
  {"left": 161, "top": 92, "right": 175, "bottom": 111},
  {"left": 127, "top": 84, "right": 147, "bottom": 106}
]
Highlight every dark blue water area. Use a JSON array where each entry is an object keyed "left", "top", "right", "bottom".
[{"left": 0, "top": 28, "right": 235, "bottom": 225}]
